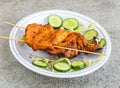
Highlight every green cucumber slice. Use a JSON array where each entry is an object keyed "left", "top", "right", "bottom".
[
  {"left": 32, "top": 59, "right": 48, "bottom": 68},
  {"left": 84, "top": 29, "right": 98, "bottom": 41},
  {"left": 63, "top": 18, "right": 79, "bottom": 30},
  {"left": 71, "top": 61, "right": 85, "bottom": 70},
  {"left": 53, "top": 62, "right": 71, "bottom": 72},
  {"left": 98, "top": 38, "right": 106, "bottom": 48},
  {"left": 48, "top": 14, "right": 62, "bottom": 29}
]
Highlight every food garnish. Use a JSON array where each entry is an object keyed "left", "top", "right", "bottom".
[
  {"left": 71, "top": 60, "right": 85, "bottom": 70},
  {"left": 63, "top": 18, "right": 79, "bottom": 30},
  {"left": 31, "top": 55, "right": 104, "bottom": 72},
  {"left": 31, "top": 56, "right": 88, "bottom": 72},
  {"left": 48, "top": 14, "right": 62, "bottom": 29},
  {"left": 32, "top": 59, "right": 48, "bottom": 68},
  {"left": 98, "top": 38, "right": 106, "bottom": 48},
  {"left": 84, "top": 29, "right": 98, "bottom": 42}
]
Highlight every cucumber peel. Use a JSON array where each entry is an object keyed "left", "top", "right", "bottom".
[
  {"left": 32, "top": 59, "right": 48, "bottom": 68},
  {"left": 98, "top": 38, "right": 106, "bottom": 48},
  {"left": 53, "top": 62, "right": 71, "bottom": 72},
  {"left": 84, "top": 29, "right": 98, "bottom": 41},
  {"left": 48, "top": 14, "right": 62, "bottom": 29},
  {"left": 71, "top": 61, "right": 85, "bottom": 70},
  {"left": 63, "top": 18, "right": 79, "bottom": 30}
]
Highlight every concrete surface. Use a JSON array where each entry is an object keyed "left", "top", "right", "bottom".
[{"left": 0, "top": 0, "right": 119, "bottom": 88}]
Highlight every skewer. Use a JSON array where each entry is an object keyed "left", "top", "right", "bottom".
[
  {"left": 3, "top": 21, "right": 25, "bottom": 29},
  {"left": 0, "top": 35, "right": 105, "bottom": 56},
  {"left": 0, "top": 35, "right": 24, "bottom": 42},
  {"left": 54, "top": 46, "right": 106, "bottom": 56}
]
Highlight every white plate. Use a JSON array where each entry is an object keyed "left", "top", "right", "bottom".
[{"left": 9, "top": 10, "right": 111, "bottom": 78}]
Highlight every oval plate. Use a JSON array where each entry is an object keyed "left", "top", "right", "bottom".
[{"left": 9, "top": 10, "right": 111, "bottom": 78}]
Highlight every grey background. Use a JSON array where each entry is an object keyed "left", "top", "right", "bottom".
[{"left": 0, "top": 0, "right": 119, "bottom": 88}]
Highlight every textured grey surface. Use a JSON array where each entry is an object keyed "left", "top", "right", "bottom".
[{"left": 0, "top": 0, "right": 119, "bottom": 88}]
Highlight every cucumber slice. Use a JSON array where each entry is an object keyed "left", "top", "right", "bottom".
[
  {"left": 98, "top": 38, "right": 106, "bottom": 48},
  {"left": 84, "top": 29, "right": 98, "bottom": 41},
  {"left": 71, "top": 61, "right": 85, "bottom": 70},
  {"left": 48, "top": 14, "right": 62, "bottom": 29},
  {"left": 63, "top": 18, "right": 79, "bottom": 30},
  {"left": 32, "top": 59, "right": 48, "bottom": 68},
  {"left": 53, "top": 62, "right": 71, "bottom": 72}
]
